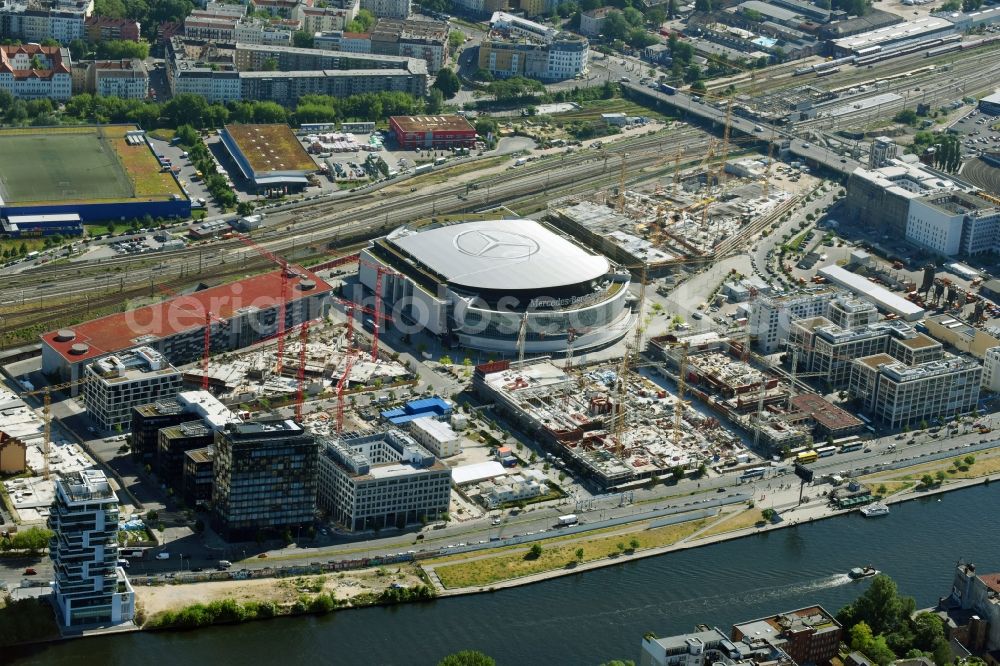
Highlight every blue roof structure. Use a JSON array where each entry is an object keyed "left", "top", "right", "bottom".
[{"left": 382, "top": 397, "right": 452, "bottom": 425}]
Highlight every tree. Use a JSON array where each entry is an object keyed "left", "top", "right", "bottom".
[
  {"left": 448, "top": 30, "right": 465, "bottom": 53},
  {"left": 761, "top": 508, "right": 776, "bottom": 521},
  {"left": 293, "top": 30, "right": 314, "bottom": 48},
  {"left": 628, "top": 538, "right": 639, "bottom": 551},
  {"left": 940, "top": 0, "right": 961, "bottom": 8},
  {"left": 237, "top": 200, "right": 255, "bottom": 217},
  {"left": 668, "top": 0, "right": 679, "bottom": 17},
  {"left": 68, "top": 38, "right": 87, "bottom": 60},
  {"left": 575, "top": 547, "right": 584, "bottom": 561},
  {"left": 850, "top": 622, "right": 897, "bottom": 666},
  {"left": 911, "top": 612, "right": 946, "bottom": 652},
  {"left": 95, "top": 40, "right": 150, "bottom": 60},
  {"left": 432, "top": 68, "right": 461, "bottom": 99},
  {"left": 962, "top": 0, "right": 983, "bottom": 10},
  {"left": 837, "top": 575, "right": 914, "bottom": 636},
  {"left": 602, "top": 11, "right": 631, "bottom": 41},
  {"left": 5, "top": 527, "right": 54, "bottom": 554},
  {"left": 346, "top": 8, "right": 376, "bottom": 32},
  {"left": 527, "top": 543, "right": 543, "bottom": 559},
  {"left": 262, "top": 57, "right": 279, "bottom": 72},
  {"left": 694, "top": 0, "right": 711, "bottom": 11},
  {"left": 438, "top": 651, "right": 496, "bottom": 666},
  {"left": 935, "top": 470, "right": 947, "bottom": 482},
  {"left": 921, "top": 474, "right": 935, "bottom": 487}
]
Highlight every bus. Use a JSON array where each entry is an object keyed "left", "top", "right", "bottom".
[
  {"left": 839, "top": 441, "right": 863, "bottom": 454},
  {"left": 787, "top": 446, "right": 809, "bottom": 459},
  {"left": 816, "top": 445, "right": 837, "bottom": 458},
  {"left": 739, "top": 467, "right": 767, "bottom": 482},
  {"left": 797, "top": 450, "right": 819, "bottom": 464}
]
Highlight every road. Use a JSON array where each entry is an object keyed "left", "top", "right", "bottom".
[{"left": 3, "top": 424, "right": 993, "bottom": 588}]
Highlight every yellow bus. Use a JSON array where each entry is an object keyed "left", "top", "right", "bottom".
[{"left": 796, "top": 450, "right": 819, "bottom": 464}]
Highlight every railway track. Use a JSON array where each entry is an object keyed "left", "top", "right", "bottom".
[{"left": 0, "top": 129, "right": 716, "bottom": 346}]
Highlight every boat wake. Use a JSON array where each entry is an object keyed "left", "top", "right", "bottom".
[{"left": 504, "top": 574, "right": 856, "bottom": 629}]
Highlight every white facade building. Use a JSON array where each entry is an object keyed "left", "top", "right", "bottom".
[
  {"left": 0, "top": 44, "right": 72, "bottom": 100},
  {"left": 983, "top": 346, "right": 1000, "bottom": 392},
  {"left": 83, "top": 347, "right": 183, "bottom": 431},
  {"left": 317, "top": 430, "right": 451, "bottom": 532},
  {"left": 50, "top": 469, "right": 134, "bottom": 628},
  {"left": 409, "top": 416, "right": 461, "bottom": 458},
  {"left": 360, "top": 0, "right": 409, "bottom": 18},
  {"left": 750, "top": 287, "right": 844, "bottom": 353},
  {"left": 87, "top": 59, "right": 148, "bottom": 99},
  {"left": 906, "top": 196, "right": 965, "bottom": 256}
]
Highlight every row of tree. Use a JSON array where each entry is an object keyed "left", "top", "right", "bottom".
[{"left": 91, "top": 0, "right": 194, "bottom": 40}]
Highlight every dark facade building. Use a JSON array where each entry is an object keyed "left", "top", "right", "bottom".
[
  {"left": 212, "top": 420, "right": 318, "bottom": 540},
  {"left": 158, "top": 421, "right": 214, "bottom": 489},
  {"left": 183, "top": 446, "right": 214, "bottom": 507},
  {"left": 129, "top": 398, "right": 196, "bottom": 464}
]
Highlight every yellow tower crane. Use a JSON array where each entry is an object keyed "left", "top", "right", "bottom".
[{"left": 22, "top": 377, "right": 95, "bottom": 480}]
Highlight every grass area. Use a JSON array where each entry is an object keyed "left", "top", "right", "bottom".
[
  {"left": 555, "top": 98, "right": 668, "bottom": 123},
  {"left": 398, "top": 156, "right": 508, "bottom": 189},
  {"left": 694, "top": 507, "right": 767, "bottom": 539},
  {"left": 861, "top": 451, "right": 1000, "bottom": 485},
  {"left": 85, "top": 221, "right": 140, "bottom": 236},
  {"left": 0, "top": 237, "right": 48, "bottom": 256},
  {"left": 147, "top": 128, "right": 176, "bottom": 142},
  {"left": 786, "top": 230, "right": 809, "bottom": 252},
  {"left": 872, "top": 481, "right": 915, "bottom": 496},
  {"left": 431, "top": 517, "right": 709, "bottom": 589},
  {"left": 111, "top": 135, "right": 184, "bottom": 199}
]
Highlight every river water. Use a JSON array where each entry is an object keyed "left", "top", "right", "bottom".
[{"left": 12, "top": 483, "right": 1000, "bottom": 666}]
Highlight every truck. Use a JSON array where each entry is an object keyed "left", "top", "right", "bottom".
[
  {"left": 659, "top": 83, "right": 676, "bottom": 95},
  {"left": 414, "top": 163, "right": 433, "bottom": 175},
  {"left": 514, "top": 157, "right": 528, "bottom": 166},
  {"left": 557, "top": 514, "right": 578, "bottom": 527}
]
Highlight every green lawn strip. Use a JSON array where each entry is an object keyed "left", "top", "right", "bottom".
[{"left": 432, "top": 517, "right": 709, "bottom": 589}]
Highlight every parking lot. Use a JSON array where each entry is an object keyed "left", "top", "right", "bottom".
[
  {"left": 147, "top": 136, "right": 222, "bottom": 216},
  {"left": 949, "top": 108, "right": 1000, "bottom": 159}
]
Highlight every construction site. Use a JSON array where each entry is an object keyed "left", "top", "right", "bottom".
[
  {"left": 547, "top": 164, "right": 796, "bottom": 275},
  {"left": 473, "top": 353, "right": 749, "bottom": 490}
]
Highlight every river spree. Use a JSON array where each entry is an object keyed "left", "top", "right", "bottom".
[{"left": 12, "top": 483, "right": 1000, "bottom": 666}]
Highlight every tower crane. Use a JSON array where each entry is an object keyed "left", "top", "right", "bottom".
[
  {"left": 236, "top": 235, "right": 292, "bottom": 374},
  {"left": 673, "top": 341, "right": 690, "bottom": 446},
  {"left": 516, "top": 313, "right": 529, "bottom": 367},
  {"left": 22, "top": 377, "right": 95, "bottom": 480},
  {"left": 616, "top": 153, "right": 629, "bottom": 213},
  {"left": 334, "top": 351, "right": 359, "bottom": 433},
  {"left": 295, "top": 320, "right": 310, "bottom": 422},
  {"left": 356, "top": 255, "right": 403, "bottom": 362}
]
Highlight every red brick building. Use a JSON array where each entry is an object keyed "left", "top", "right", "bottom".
[
  {"left": 389, "top": 115, "right": 477, "bottom": 150},
  {"left": 85, "top": 16, "right": 142, "bottom": 42},
  {"left": 732, "top": 606, "right": 842, "bottom": 666}
]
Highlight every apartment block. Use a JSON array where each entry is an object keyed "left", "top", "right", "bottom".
[
  {"left": 84, "top": 15, "right": 139, "bottom": 41},
  {"left": 983, "top": 346, "right": 1000, "bottom": 391},
  {"left": 850, "top": 353, "right": 982, "bottom": 428},
  {"left": 478, "top": 32, "right": 588, "bottom": 81},
  {"left": 409, "top": 416, "right": 461, "bottom": 458},
  {"left": 360, "top": 0, "right": 409, "bottom": 19},
  {"left": 317, "top": 429, "right": 451, "bottom": 532},
  {"left": 295, "top": 0, "right": 358, "bottom": 33},
  {"left": 212, "top": 420, "right": 319, "bottom": 540},
  {"left": 83, "top": 347, "right": 182, "bottom": 432},
  {"left": 0, "top": 0, "right": 92, "bottom": 42},
  {"left": 370, "top": 18, "right": 449, "bottom": 71},
  {"left": 789, "top": 318, "right": 941, "bottom": 388},
  {"left": 49, "top": 469, "right": 134, "bottom": 627},
  {"left": 86, "top": 58, "right": 148, "bottom": 99},
  {"left": 0, "top": 43, "right": 72, "bottom": 100},
  {"left": 580, "top": 6, "right": 614, "bottom": 36},
  {"left": 750, "top": 287, "right": 844, "bottom": 354}
]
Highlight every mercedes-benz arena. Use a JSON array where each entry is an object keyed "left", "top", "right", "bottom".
[{"left": 359, "top": 219, "right": 634, "bottom": 355}]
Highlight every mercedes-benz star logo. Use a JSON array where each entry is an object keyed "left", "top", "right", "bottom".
[{"left": 454, "top": 229, "right": 540, "bottom": 259}]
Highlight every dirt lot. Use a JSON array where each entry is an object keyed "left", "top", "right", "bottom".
[{"left": 135, "top": 564, "right": 427, "bottom": 617}]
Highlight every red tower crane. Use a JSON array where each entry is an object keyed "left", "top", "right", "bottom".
[
  {"left": 356, "top": 256, "right": 401, "bottom": 362},
  {"left": 330, "top": 295, "right": 394, "bottom": 361},
  {"left": 295, "top": 319, "right": 310, "bottom": 421},
  {"left": 237, "top": 234, "right": 292, "bottom": 374},
  {"left": 335, "top": 351, "right": 358, "bottom": 433}
]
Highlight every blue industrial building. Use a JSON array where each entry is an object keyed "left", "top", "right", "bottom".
[
  {"left": 0, "top": 199, "right": 191, "bottom": 228},
  {"left": 381, "top": 397, "right": 452, "bottom": 426},
  {"left": 0, "top": 213, "right": 83, "bottom": 237}
]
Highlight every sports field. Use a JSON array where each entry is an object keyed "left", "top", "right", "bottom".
[
  {"left": 0, "top": 129, "right": 134, "bottom": 204},
  {"left": 0, "top": 126, "right": 184, "bottom": 207}
]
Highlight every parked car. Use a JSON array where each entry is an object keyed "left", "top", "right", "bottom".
[
  {"left": 156, "top": 552, "right": 170, "bottom": 560},
  {"left": 23, "top": 568, "right": 37, "bottom": 575}
]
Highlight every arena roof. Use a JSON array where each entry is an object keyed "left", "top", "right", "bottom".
[
  {"left": 41, "top": 266, "right": 332, "bottom": 364},
  {"left": 388, "top": 219, "right": 610, "bottom": 291}
]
